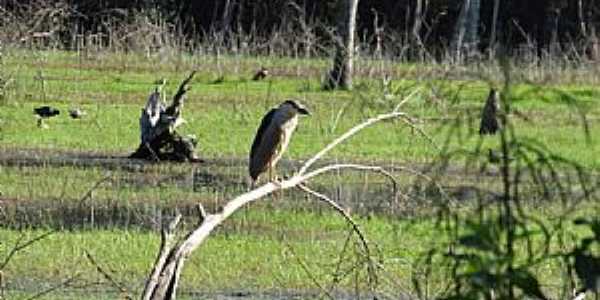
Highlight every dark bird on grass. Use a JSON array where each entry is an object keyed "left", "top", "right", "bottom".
[
  {"left": 249, "top": 100, "right": 310, "bottom": 186},
  {"left": 69, "top": 108, "right": 86, "bottom": 119},
  {"left": 211, "top": 75, "right": 225, "bottom": 84},
  {"left": 34, "top": 106, "right": 60, "bottom": 128},
  {"left": 488, "top": 148, "right": 501, "bottom": 164},
  {"left": 252, "top": 67, "right": 269, "bottom": 81},
  {"left": 34, "top": 106, "right": 60, "bottom": 118},
  {"left": 479, "top": 88, "right": 501, "bottom": 135}
]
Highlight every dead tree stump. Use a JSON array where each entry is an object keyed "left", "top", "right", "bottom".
[{"left": 130, "top": 71, "right": 202, "bottom": 162}]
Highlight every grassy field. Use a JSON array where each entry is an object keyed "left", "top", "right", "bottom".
[
  {"left": 0, "top": 48, "right": 599, "bottom": 298},
  {"left": 1, "top": 50, "right": 598, "bottom": 166}
]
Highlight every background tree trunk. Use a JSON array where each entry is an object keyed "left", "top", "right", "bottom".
[
  {"left": 410, "top": 0, "right": 424, "bottom": 60},
  {"left": 324, "top": 0, "right": 359, "bottom": 90},
  {"left": 451, "top": 0, "right": 480, "bottom": 62},
  {"left": 488, "top": 0, "right": 500, "bottom": 59}
]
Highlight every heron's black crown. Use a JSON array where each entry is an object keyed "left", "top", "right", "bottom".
[{"left": 282, "top": 99, "right": 310, "bottom": 115}]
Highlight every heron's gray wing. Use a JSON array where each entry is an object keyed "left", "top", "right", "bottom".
[
  {"left": 479, "top": 90, "right": 500, "bottom": 135},
  {"left": 249, "top": 108, "right": 279, "bottom": 179},
  {"left": 250, "top": 108, "right": 277, "bottom": 159}
]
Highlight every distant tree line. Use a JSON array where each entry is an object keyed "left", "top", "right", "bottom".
[{"left": 2, "top": 0, "right": 600, "bottom": 59}]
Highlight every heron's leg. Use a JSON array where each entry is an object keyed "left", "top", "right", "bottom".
[{"left": 268, "top": 162, "right": 283, "bottom": 200}]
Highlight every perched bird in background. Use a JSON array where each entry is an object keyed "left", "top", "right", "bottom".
[
  {"left": 33, "top": 106, "right": 60, "bottom": 128},
  {"left": 252, "top": 67, "right": 269, "bottom": 81},
  {"left": 69, "top": 108, "right": 86, "bottom": 119},
  {"left": 249, "top": 100, "right": 310, "bottom": 186},
  {"left": 479, "top": 88, "right": 501, "bottom": 135}
]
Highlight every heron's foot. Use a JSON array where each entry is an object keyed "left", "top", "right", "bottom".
[
  {"left": 270, "top": 177, "right": 284, "bottom": 201},
  {"left": 270, "top": 177, "right": 283, "bottom": 188}
]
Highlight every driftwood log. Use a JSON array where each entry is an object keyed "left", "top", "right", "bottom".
[{"left": 130, "top": 71, "right": 202, "bottom": 162}]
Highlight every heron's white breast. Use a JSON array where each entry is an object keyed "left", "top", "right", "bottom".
[{"left": 272, "top": 113, "right": 299, "bottom": 165}]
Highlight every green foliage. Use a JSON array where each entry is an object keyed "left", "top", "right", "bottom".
[
  {"left": 415, "top": 62, "right": 600, "bottom": 299},
  {"left": 569, "top": 218, "right": 600, "bottom": 294}
]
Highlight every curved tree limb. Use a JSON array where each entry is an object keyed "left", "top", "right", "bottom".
[
  {"left": 141, "top": 90, "right": 426, "bottom": 299},
  {"left": 299, "top": 87, "right": 422, "bottom": 175}
]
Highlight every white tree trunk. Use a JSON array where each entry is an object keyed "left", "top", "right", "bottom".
[
  {"left": 325, "top": 0, "right": 359, "bottom": 90},
  {"left": 489, "top": 0, "right": 500, "bottom": 59},
  {"left": 452, "top": 0, "right": 480, "bottom": 62},
  {"left": 410, "top": 0, "right": 424, "bottom": 60}
]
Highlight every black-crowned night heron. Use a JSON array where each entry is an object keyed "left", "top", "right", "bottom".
[
  {"left": 479, "top": 88, "right": 500, "bottom": 135},
  {"left": 34, "top": 106, "right": 60, "bottom": 128},
  {"left": 249, "top": 100, "right": 310, "bottom": 186}
]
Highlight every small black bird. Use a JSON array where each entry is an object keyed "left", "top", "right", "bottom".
[
  {"left": 34, "top": 106, "right": 60, "bottom": 128},
  {"left": 69, "top": 108, "right": 86, "bottom": 119},
  {"left": 479, "top": 89, "right": 500, "bottom": 135},
  {"left": 34, "top": 106, "right": 60, "bottom": 118},
  {"left": 211, "top": 75, "right": 225, "bottom": 84},
  {"left": 252, "top": 67, "right": 269, "bottom": 81}
]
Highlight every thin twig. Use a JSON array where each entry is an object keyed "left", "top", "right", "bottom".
[
  {"left": 0, "top": 230, "right": 55, "bottom": 270},
  {"left": 25, "top": 274, "right": 80, "bottom": 300},
  {"left": 283, "top": 242, "right": 335, "bottom": 300},
  {"left": 299, "top": 88, "right": 421, "bottom": 175},
  {"left": 84, "top": 250, "right": 132, "bottom": 299},
  {"left": 76, "top": 173, "right": 113, "bottom": 207},
  {"left": 328, "top": 228, "right": 355, "bottom": 292},
  {"left": 297, "top": 183, "right": 378, "bottom": 289}
]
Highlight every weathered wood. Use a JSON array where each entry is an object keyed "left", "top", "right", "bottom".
[{"left": 130, "top": 71, "right": 201, "bottom": 162}]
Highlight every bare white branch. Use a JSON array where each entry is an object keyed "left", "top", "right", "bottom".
[
  {"left": 299, "top": 88, "right": 422, "bottom": 175},
  {"left": 141, "top": 91, "right": 429, "bottom": 299}
]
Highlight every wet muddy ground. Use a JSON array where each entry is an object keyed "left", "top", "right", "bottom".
[{"left": 0, "top": 148, "right": 512, "bottom": 230}]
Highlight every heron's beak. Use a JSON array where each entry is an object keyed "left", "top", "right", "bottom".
[{"left": 298, "top": 107, "right": 310, "bottom": 115}]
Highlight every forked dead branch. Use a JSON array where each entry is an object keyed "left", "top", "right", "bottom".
[
  {"left": 141, "top": 91, "right": 425, "bottom": 300},
  {"left": 130, "top": 71, "right": 202, "bottom": 162}
]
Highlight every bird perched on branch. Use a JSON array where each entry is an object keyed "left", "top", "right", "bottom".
[
  {"left": 479, "top": 88, "right": 501, "bottom": 135},
  {"left": 249, "top": 100, "right": 310, "bottom": 186},
  {"left": 252, "top": 67, "right": 269, "bottom": 81},
  {"left": 33, "top": 106, "right": 60, "bottom": 128}
]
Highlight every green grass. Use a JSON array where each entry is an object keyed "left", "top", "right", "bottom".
[
  {"left": 1, "top": 49, "right": 598, "bottom": 167},
  {"left": 1, "top": 205, "right": 598, "bottom": 298},
  {"left": 0, "top": 211, "right": 437, "bottom": 297},
  {"left": 1, "top": 49, "right": 600, "bottom": 298}
]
